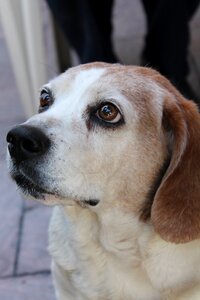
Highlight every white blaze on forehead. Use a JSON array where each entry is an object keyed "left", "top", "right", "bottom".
[
  {"left": 73, "top": 67, "right": 106, "bottom": 90},
  {"left": 68, "top": 67, "right": 106, "bottom": 106},
  {"left": 50, "top": 67, "right": 106, "bottom": 100},
  {"left": 43, "top": 67, "right": 106, "bottom": 120}
]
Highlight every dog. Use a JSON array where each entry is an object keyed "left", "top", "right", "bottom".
[{"left": 7, "top": 63, "right": 200, "bottom": 300}]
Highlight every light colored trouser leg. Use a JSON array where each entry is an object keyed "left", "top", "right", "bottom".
[{"left": 0, "top": 0, "right": 47, "bottom": 118}]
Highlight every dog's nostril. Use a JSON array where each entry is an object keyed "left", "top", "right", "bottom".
[
  {"left": 7, "top": 133, "right": 15, "bottom": 145},
  {"left": 21, "top": 138, "right": 41, "bottom": 154},
  {"left": 7, "top": 133, "right": 17, "bottom": 156}
]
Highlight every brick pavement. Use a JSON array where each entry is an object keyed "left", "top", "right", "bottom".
[{"left": 0, "top": 0, "right": 200, "bottom": 299}]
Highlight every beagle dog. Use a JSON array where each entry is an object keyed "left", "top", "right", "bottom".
[{"left": 7, "top": 63, "right": 200, "bottom": 300}]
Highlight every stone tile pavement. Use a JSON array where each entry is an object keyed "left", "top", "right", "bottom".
[{"left": 0, "top": 0, "right": 200, "bottom": 299}]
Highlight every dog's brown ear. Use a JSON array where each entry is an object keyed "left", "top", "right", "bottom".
[{"left": 151, "top": 96, "right": 200, "bottom": 243}]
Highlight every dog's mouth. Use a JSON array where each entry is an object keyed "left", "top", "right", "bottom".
[
  {"left": 12, "top": 172, "right": 54, "bottom": 199},
  {"left": 10, "top": 164, "right": 100, "bottom": 206},
  {"left": 9, "top": 160, "right": 57, "bottom": 200}
]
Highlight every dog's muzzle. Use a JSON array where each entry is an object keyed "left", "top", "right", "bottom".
[
  {"left": 6, "top": 125, "right": 52, "bottom": 199},
  {"left": 7, "top": 125, "right": 50, "bottom": 164},
  {"left": 6, "top": 125, "right": 100, "bottom": 205}
]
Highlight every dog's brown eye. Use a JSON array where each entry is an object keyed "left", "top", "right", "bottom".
[
  {"left": 39, "top": 89, "right": 52, "bottom": 112},
  {"left": 96, "top": 103, "right": 121, "bottom": 123}
]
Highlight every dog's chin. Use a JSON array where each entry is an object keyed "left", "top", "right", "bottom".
[
  {"left": 10, "top": 174, "right": 98, "bottom": 208},
  {"left": 10, "top": 172, "right": 61, "bottom": 205},
  {"left": 10, "top": 166, "right": 100, "bottom": 207}
]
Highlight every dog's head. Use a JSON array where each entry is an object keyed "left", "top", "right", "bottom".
[{"left": 7, "top": 63, "right": 200, "bottom": 243}]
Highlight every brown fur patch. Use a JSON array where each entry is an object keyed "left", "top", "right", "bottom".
[{"left": 152, "top": 96, "right": 200, "bottom": 243}]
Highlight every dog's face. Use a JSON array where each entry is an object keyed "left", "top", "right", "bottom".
[
  {"left": 7, "top": 63, "right": 167, "bottom": 206},
  {"left": 7, "top": 63, "right": 200, "bottom": 243}
]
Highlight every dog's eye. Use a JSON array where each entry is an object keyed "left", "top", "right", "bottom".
[
  {"left": 96, "top": 103, "right": 122, "bottom": 123},
  {"left": 39, "top": 89, "right": 53, "bottom": 112}
]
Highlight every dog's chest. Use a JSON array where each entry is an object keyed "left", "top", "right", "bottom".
[{"left": 49, "top": 206, "right": 160, "bottom": 300}]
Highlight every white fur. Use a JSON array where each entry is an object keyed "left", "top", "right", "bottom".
[{"left": 8, "top": 64, "right": 200, "bottom": 299}]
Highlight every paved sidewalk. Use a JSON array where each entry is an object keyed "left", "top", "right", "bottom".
[{"left": 0, "top": 0, "right": 200, "bottom": 299}]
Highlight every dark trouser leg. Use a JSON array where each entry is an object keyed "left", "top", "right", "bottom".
[
  {"left": 141, "top": 0, "right": 200, "bottom": 84},
  {"left": 46, "top": 0, "right": 117, "bottom": 63}
]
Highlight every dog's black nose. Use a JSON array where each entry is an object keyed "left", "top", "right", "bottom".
[{"left": 7, "top": 125, "right": 50, "bottom": 163}]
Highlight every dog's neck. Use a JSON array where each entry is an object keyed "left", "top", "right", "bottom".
[
  {"left": 59, "top": 203, "right": 200, "bottom": 299},
  {"left": 62, "top": 202, "right": 152, "bottom": 265}
]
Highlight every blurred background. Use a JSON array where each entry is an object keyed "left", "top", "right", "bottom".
[{"left": 0, "top": 0, "right": 199, "bottom": 299}]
